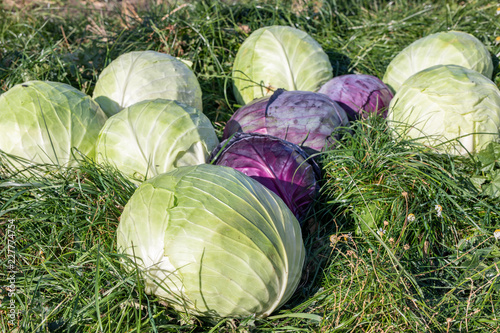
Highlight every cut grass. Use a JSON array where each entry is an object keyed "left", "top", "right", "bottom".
[{"left": 1, "top": 0, "right": 500, "bottom": 332}]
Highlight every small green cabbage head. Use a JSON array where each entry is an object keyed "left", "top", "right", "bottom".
[
  {"left": 232, "top": 25, "right": 332, "bottom": 105},
  {"left": 93, "top": 51, "right": 202, "bottom": 117},
  {"left": 0, "top": 80, "right": 107, "bottom": 167},
  {"left": 117, "top": 164, "right": 305, "bottom": 318},
  {"left": 387, "top": 65, "right": 500, "bottom": 155},
  {"left": 383, "top": 31, "right": 493, "bottom": 93},
  {"left": 96, "top": 99, "right": 218, "bottom": 183}
]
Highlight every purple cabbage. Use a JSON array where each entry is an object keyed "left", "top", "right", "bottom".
[
  {"left": 224, "top": 95, "right": 270, "bottom": 136},
  {"left": 209, "top": 132, "right": 321, "bottom": 221},
  {"left": 224, "top": 89, "right": 349, "bottom": 152},
  {"left": 318, "top": 74, "right": 393, "bottom": 120}
]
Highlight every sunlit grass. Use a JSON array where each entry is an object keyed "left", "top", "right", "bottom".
[
  {"left": 1, "top": 0, "right": 500, "bottom": 332},
  {"left": 316, "top": 114, "right": 500, "bottom": 332}
]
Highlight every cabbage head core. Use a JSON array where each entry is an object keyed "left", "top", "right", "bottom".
[
  {"left": 96, "top": 99, "right": 218, "bottom": 183},
  {"left": 232, "top": 25, "right": 332, "bottom": 104},
  {"left": 117, "top": 164, "right": 305, "bottom": 318},
  {"left": 383, "top": 31, "right": 493, "bottom": 93},
  {"left": 0, "top": 80, "right": 107, "bottom": 167},
  {"left": 387, "top": 64, "right": 500, "bottom": 155},
  {"left": 93, "top": 51, "right": 202, "bottom": 117}
]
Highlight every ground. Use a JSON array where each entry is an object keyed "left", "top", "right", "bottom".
[{"left": 3, "top": 0, "right": 152, "bottom": 12}]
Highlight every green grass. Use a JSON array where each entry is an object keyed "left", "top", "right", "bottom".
[{"left": 1, "top": 0, "right": 500, "bottom": 332}]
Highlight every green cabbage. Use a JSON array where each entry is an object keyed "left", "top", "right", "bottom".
[
  {"left": 0, "top": 80, "right": 107, "bottom": 167},
  {"left": 387, "top": 65, "right": 500, "bottom": 155},
  {"left": 117, "top": 164, "right": 305, "bottom": 318},
  {"left": 383, "top": 31, "right": 493, "bottom": 93},
  {"left": 96, "top": 99, "right": 218, "bottom": 183},
  {"left": 93, "top": 51, "right": 202, "bottom": 117},
  {"left": 232, "top": 25, "right": 332, "bottom": 105}
]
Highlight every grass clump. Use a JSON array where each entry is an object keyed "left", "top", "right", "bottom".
[
  {"left": 0, "top": 0, "right": 500, "bottom": 332},
  {"left": 320, "top": 116, "right": 493, "bottom": 256},
  {"left": 317, "top": 115, "right": 500, "bottom": 331}
]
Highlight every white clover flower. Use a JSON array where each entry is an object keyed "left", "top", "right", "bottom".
[
  {"left": 435, "top": 204, "right": 443, "bottom": 218},
  {"left": 494, "top": 229, "right": 500, "bottom": 241},
  {"left": 407, "top": 213, "right": 416, "bottom": 222}
]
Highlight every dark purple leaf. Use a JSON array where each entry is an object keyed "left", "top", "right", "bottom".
[
  {"left": 209, "top": 132, "right": 320, "bottom": 221},
  {"left": 224, "top": 90, "right": 349, "bottom": 152},
  {"left": 318, "top": 74, "right": 393, "bottom": 120}
]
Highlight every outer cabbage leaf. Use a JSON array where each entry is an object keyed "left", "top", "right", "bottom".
[
  {"left": 96, "top": 99, "right": 218, "bottom": 183},
  {"left": 232, "top": 25, "right": 332, "bottom": 105},
  {"left": 93, "top": 51, "right": 202, "bottom": 117},
  {"left": 209, "top": 132, "right": 320, "bottom": 220},
  {"left": 0, "top": 80, "right": 107, "bottom": 167},
  {"left": 116, "top": 164, "right": 305, "bottom": 318},
  {"left": 387, "top": 64, "right": 500, "bottom": 155},
  {"left": 223, "top": 95, "right": 270, "bottom": 136},
  {"left": 318, "top": 74, "right": 393, "bottom": 120},
  {"left": 224, "top": 89, "right": 349, "bottom": 152},
  {"left": 383, "top": 31, "right": 493, "bottom": 93}
]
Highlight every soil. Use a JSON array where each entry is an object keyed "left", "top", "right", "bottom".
[{"left": 3, "top": 0, "right": 153, "bottom": 12}]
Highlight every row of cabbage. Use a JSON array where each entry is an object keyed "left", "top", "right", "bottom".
[{"left": 0, "top": 25, "right": 499, "bottom": 319}]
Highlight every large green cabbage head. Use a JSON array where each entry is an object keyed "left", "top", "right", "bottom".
[
  {"left": 96, "top": 99, "right": 218, "bottom": 183},
  {"left": 117, "top": 164, "right": 305, "bottom": 318},
  {"left": 0, "top": 80, "right": 107, "bottom": 167},
  {"left": 232, "top": 25, "right": 332, "bottom": 105},
  {"left": 387, "top": 64, "right": 500, "bottom": 155},
  {"left": 93, "top": 51, "right": 202, "bottom": 117},
  {"left": 383, "top": 31, "right": 493, "bottom": 93}
]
